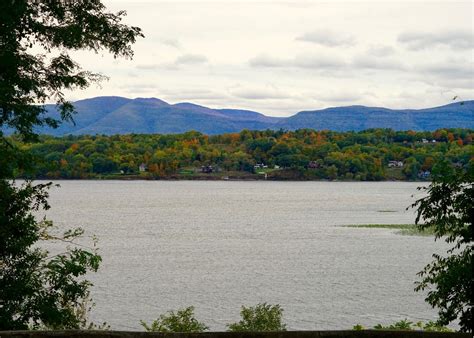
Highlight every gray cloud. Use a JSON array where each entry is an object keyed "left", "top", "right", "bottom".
[
  {"left": 135, "top": 64, "right": 159, "bottom": 70},
  {"left": 249, "top": 55, "right": 288, "bottom": 68},
  {"left": 317, "top": 91, "right": 363, "bottom": 103},
  {"left": 418, "top": 61, "right": 474, "bottom": 91},
  {"left": 135, "top": 53, "right": 208, "bottom": 71},
  {"left": 398, "top": 30, "right": 474, "bottom": 50},
  {"left": 229, "top": 86, "right": 291, "bottom": 100},
  {"left": 160, "top": 88, "right": 229, "bottom": 101},
  {"left": 161, "top": 38, "right": 181, "bottom": 49},
  {"left": 293, "top": 54, "right": 346, "bottom": 69},
  {"left": 175, "top": 54, "right": 208, "bottom": 65},
  {"left": 251, "top": 52, "right": 408, "bottom": 73},
  {"left": 404, "top": 59, "right": 474, "bottom": 90},
  {"left": 352, "top": 55, "right": 406, "bottom": 70},
  {"left": 249, "top": 54, "right": 346, "bottom": 70},
  {"left": 366, "top": 45, "right": 396, "bottom": 57},
  {"left": 119, "top": 82, "right": 158, "bottom": 94},
  {"left": 420, "top": 60, "right": 474, "bottom": 80},
  {"left": 295, "top": 29, "right": 355, "bottom": 47},
  {"left": 435, "top": 78, "right": 474, "bottom": 90}
]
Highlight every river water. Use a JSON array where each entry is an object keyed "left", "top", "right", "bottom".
[{"left": 41, "top": 180, "right": 446, "bottom": 330}]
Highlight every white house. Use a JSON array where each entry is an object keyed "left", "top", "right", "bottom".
[
  {"left": 388, "top": 161, "right": 404, "bottom": 168},
  {"left": 139, "top": 163, "right": 147, "bottom": 172}
]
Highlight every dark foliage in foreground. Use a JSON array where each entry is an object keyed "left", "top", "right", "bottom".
[
  {"left": 0, "top": 0, "right": 141, "bottom": 330},
  {"left": 412, "top": 161, "right": 473, "bottom": 332}
]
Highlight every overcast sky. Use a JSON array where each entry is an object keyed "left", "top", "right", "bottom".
[{"left": 65, "top": 0, "right": 474, "bottom": 116}]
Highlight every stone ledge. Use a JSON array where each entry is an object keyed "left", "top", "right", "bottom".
[{"left": 0, "top": 331, "right": 470, "bottom": 338}]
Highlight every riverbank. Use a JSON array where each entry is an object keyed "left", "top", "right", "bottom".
[{"left": 24, "top": 169, "right": 430, "bottom": 182}]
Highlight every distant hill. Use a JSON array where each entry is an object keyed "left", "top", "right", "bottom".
[
  {"left": 279, "top": 101, "right": 474, "bottom": 131},
  {"left": 10, "top": 96, "right": 473, "bottom": 135},
  {"left": 36, "top": 96, "right": 282, "bottom": 135}
]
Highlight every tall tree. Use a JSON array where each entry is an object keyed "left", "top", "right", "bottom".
[
  {"left": 412, "top": 161, "right": 473, "bottom": 332},
  {"left": 0, "top": 0, "right": 142, "bottom": 329}
]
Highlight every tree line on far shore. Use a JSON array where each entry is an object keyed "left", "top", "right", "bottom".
[{"left": 11, "top": 128, "right": 473, "bottom": 181}]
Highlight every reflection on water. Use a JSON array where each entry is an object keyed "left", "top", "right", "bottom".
[{"left": 43, "top": 180, "right": 444, "bottom": 330}]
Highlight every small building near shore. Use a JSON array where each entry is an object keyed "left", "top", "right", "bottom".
[
  {"left": 201, "top": 165, "right": 214, "bottom": 173},
  {"left": 254, "top": 163, "right": 268, "bottom": 169},
  {"left": 139, "top": 163, "right": 147, "bottom": 172},
  {"left": 388, "top": 160, "right": 404, "bottom": 168},
  {"left": 418, "top": 170, "right": 431, "bottom": 179},
  {"left": 308, "top": 161, "right": 321, "bottom": 169}
]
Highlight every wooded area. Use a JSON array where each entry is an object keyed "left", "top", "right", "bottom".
[{"left": 11, "top": 128, "right": 473, "bottom": 181}]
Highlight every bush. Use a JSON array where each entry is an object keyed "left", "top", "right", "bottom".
[
  {"left": 353, "top": 319, "right": 452, "bottom": 332},
  {"left": 140, "top": 306, "right": 208, "bottom": 332},
  {"left": 227, "top": 303, "right": 286, "bottom": 332},
  {"left": 0, "top": 180, "right": 102, "bottom": 330}
]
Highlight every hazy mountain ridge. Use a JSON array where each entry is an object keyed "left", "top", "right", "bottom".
[
  {"left": 280, "top": 102, "right": 474, "bottom": 131},
  {"left": 25, "top": 96, "right": 474, "bottom": 135}
]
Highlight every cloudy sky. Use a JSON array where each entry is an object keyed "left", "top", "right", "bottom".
[{"left": 66, "top": 0, "right": 473, "bottom": 116}]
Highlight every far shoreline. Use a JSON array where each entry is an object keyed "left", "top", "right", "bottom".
[{"left": 20, "top": 176, "right": 431, "bottom": 183}]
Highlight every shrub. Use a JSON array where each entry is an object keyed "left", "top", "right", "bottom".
[
  {"left": 227, "top": 303, "right": 286, "bottom": 332},
  {"left": 140, "top": 306, "right": 208, "bottom": 332}
]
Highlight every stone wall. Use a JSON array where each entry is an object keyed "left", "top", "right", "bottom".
[{"left": 0, "top": 331, "right": 470, "bottom": 338}]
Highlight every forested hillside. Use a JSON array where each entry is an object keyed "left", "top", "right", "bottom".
[
  {"left": 13, "top": 128, "right": 473, "bottom": 181},
  {"left": 279, "top": 101, "right": 474, "bottom": 131},
  {"left": 8, "top": 97, "right": 473, "bottom": 135}
]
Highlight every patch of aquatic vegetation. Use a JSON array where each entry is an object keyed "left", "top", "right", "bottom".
[{"left": 344, "top": 224, "right": 435, "bottom": 236}]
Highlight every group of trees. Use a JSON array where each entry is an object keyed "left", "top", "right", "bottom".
[
  {"left": 0, "top": 0, "right": 142, "bottom": 330},
  {"left": 11, "top": 128, "right": 473, "bottom": 181},
  {"left": 140, "top": 304, "right": 286, "bottom": 333}
]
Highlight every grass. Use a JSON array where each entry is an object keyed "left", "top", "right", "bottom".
[
  {"left": 385, "top": 167, "right": 406, "bottom": 180},
  {"left": 344, "top": 224, "right": 435, "bottom": 236},
  {"left": 178, "top": 169, "right": 195, "bottom": 175},
  {"left": 255, "top": 167, "right": 280, "bottom": 174}
]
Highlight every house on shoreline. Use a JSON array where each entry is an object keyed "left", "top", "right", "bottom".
[
  {"left": 201, "top": 165, "right": 214, "bottom": 173},
  {"left": 388, "top": 160, "right": 404, "bottom": 168},
  {"left": 139, "top": 163, "right": 147, "bottom": 172}
]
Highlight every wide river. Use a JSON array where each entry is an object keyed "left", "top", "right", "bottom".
[{"left": 41, "top": 180, "right": 447, "bottom": 331}]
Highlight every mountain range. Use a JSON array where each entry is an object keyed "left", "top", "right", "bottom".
[{"left": 26, "top": 96, "right": 474, "bottom": 135}]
